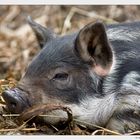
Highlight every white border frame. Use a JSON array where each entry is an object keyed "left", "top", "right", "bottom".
[{"left": 0, "top": 0, "right": 140, "bottom": 5}]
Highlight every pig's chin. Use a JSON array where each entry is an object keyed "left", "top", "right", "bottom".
[{"left": 42, "top": 110, "right": 69, "bottom": 125}]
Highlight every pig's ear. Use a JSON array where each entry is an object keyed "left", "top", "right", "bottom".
[
  {"left": 27, "top": 16, "right": 56, "bottom": 49},
  {"left": 75, "top": 21, "right": 113, "bottom": 76}
]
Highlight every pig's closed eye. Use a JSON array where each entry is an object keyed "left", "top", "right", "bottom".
[
  {"left": 51, "top": 72, "right": 72, "bottom": 89},
  {"left": 53, "top": 73, "right": 68, "bottom": 80}
]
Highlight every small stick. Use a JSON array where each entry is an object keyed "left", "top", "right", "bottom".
[
  {"left": 2, "top": 114, "right": 20, "bottom": 117},
  {"left": 61, "top": 7, "right": 117, "bottom": 35},
  {"left": 127, "top": 131, "right": 140, "bottom": 135},
  {"left": 19, "top": 104, "right": 73, "bottom": 124},
  {"left": 92, "top": 129, "right": 104, "bottom": 135},
  {"left": 74, "top": 119, "right": 121, "bottom": 135},
  {"left": 2, "top": 114, "right": 69, "bottom": 119},
  {"left": 0, "top": 128, "right": 40, "bottom": 132}
]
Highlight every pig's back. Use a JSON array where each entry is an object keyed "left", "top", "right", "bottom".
[
  {"left": 104, "top": 21, "right": 140, "bottom": 94},
  {"left": 106, "top": 21, "right": 140, "bottom": 57}
]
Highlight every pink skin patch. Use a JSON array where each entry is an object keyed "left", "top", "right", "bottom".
[{"left": 92, "top": 64, "right": 112, "bottom": 77}]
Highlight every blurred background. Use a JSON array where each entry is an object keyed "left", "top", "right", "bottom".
[{"left": 1, "top": 5, "right": 140, "bottom": 82}]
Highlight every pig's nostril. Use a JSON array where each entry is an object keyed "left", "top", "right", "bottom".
[
  {"left": 10, "top": 102, "right": 17, "bottom": 108},
  {"left": 2, "top": 91, "right": 18, "bottom": 110}
]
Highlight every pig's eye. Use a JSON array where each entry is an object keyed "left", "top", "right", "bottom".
[
  {"left": 51, "top": 72, "right": 72, "bottom": 89},
  {"left": 53, "top": 73, "right": 68, "bottom": 80}
]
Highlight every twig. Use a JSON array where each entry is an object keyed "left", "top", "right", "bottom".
[
  {"left": 61, "top": 7, "right": 117, "bottom": 35},
  {"left": 127, "top": 131, "right": 140, "bottom": 135},
  {"left": 74, "top": 119, "right": 121, "bottom": 135},
  {"left": 2, "top": 6, "right": 20, "bottom": 23},
  {"left": 19, "top": 104, "right": 73, "bottom": 126},
  {"left": 0, "top": 104, "right": 5, "bottom": 107},
  {"left": 4, "top": 116, "right": 36, "bottom": 134},
  {"left": 0, "top": 15, "right": 48, "bottom": 38},
  {"left": 92, "top": 129, "right": 104, "bottom": 135},
  {"left": 2, "top": 114, "right": 67, "bottom": 118},
  {"left": 0, "top": 128, "right": 40, "bottom": 132},
  {"left": 2, "top": 114, "right": 20, "bottom": 117}
]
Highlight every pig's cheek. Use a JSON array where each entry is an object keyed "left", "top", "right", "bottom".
[{"left": 28, "top": 89, "right": 44, "bottom": 105}]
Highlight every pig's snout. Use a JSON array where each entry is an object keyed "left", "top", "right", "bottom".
[{"left": 2, "top": 89, "right": 29, "bottom": 114}]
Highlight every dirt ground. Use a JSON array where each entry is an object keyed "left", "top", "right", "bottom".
[{"left": 1, "top": 5, "right": 140, "bottom": 135}]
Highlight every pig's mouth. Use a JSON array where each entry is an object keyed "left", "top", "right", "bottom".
[
  {"left": 2, "top": 89, "right": 73, "bottom": 125},
  {"left": 2, "top": 88, "right": 31, "bottom": 114}
]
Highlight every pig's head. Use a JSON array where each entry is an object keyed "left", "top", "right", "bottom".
[{"left": 2, "top": 17, "right": 113, "bottom": 125}]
